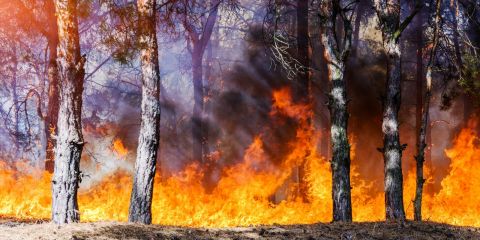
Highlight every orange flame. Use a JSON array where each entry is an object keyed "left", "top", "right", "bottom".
[
  {"left": 112, "top": 138, "right": 128, "bottom": 157},
  {"left": 0, "top": 89, "right": 479, "bottom": 227}
]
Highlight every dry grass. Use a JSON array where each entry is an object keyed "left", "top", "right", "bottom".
[{"left": 0, "top": 220, "right": 478, "bottom": 240}]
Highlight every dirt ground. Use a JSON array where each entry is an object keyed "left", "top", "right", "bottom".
[{"left": 0, "top": 219, "right": 479, "bottom": 240}]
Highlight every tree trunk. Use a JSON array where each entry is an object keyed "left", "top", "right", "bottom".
[
  {"left": 295, "top": 0, "right": 310, "bottom": 201},
  {"left": 189, "top": 0, "right": 220, "bottom": 164},
  {"left": 414, "top": 85, "right": 429, "bottom": 221},
  {"left": 128, "top": 0, "right": 161, "bottom": 224},
  {"left": 45, "top": 0, "right": 60, "bottom": 173},
  {"left": 414, "top": 0, "right": 441, "bottom": 221},
  {"left": 11, "top": 43, "right": 21, "bottom": 157},
  {"left": 413, "top": 7, "right": 425, "bottom": 222},
  {"left": 296, "top": 0, "right": 310, "bottom": 102},
  {"left": 382, "top": 39, "right": 406, "bottom": 220},
  {"left": 351, "top": 0, "right": 366, "bottom": 58},
  {"left": 192, "top": 48, "right": 205, "bottom": 163},
  {"left": 51, "top": 0, "right": 85, "bottom": 224},
  {"left": 328, "top": 60, "right": 352, "bottom": 222},
  {"left": 320, "top": 0, "right": 354, "bottom": 222},
  {"left": 374, "top": 0, "right": 421, "bottom": 221}
]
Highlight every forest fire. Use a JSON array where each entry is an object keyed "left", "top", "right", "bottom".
[{"left": 0, "top": 88, "right": 478, "bottom": 228}]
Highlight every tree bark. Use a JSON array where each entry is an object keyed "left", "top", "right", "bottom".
[
  {"left": 382, "top": 39, "right": 406, "bottom": 220},
  {"left": 192, "top": 48, "right": 205, "bottom": 163},
  {"left": 128, "top": 0, "right": 161, "bottom": 224},
  {"left": 45, "top": 0, "right": 60, "bottom": 173},
  {"left": 51, "top": 0, "right": 85, "bottom": 224},
  {"left": 11, "top": 43, "right": 21, "bottom": 157},
  {"left": 374, "top": 0, "right": 421, "bottom": 221},
  {"left": 320, "top": 0, "right": 354, "bottom": 222},
  {"left": 295, "top": 0, "right": 310, "bottom": 201},
  {"left": 351, "top": 0, "right": 366, "bottom": 58},
  {"left": 414, "top": 0, "right": 441, "bottom": 221},
  {"left": 296, "top": 0, "right": 310, "bottom": 102},
  {"left": 189, "top": 0, "right": 220, "bottom": 164},
  {"left": 327, "top": 60, "right": 352, "bottom": 222}
]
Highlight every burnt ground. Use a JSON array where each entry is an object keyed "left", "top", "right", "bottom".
[{"left": 0, "top": 219, "right": 479, "bottom": 240}]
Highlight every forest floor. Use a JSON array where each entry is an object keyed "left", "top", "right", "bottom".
[{"left": 0, "top": 218, "right": 479, "bottom": 240}]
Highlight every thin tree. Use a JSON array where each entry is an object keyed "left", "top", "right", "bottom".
[
  {"left": 373, "top": 0, "right": 422, "bottom": 220},
  {"left": 182, "top": 0, "right": 221, "bottom": 164},
  {"left": 44, "top": 0, "right": 60, "bottom": 173},
  {"left": 51, "top": 0, "right": 86, "bottom": 224},
  {"left": 13, "top": 0, "right": 60, "bottom": 172},
  {"left": 295, "top": 0, "right": 310, "bottom": 201},
  {"left": 320, "top": 0, "right": 356, "bottom": 222},
  {"left": 414, "top": 0, "right": 441, "bottom": 221},
  {"left": 128, "top": 0, "right": 161, "bottom": 224}
]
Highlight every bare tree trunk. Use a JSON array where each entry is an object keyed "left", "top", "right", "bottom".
[
  {"left": 295, "top": 0, "right": 310, "bottom": 201},
  {"left": 296, "top": 0, "right": 310, "bottom": 101},
  {"left": 382, "top": 39, "right": 406, "bottom": 220},
  {"left": 374, "top": 0, "right": 421, "bottom": 221},
  {"left": 192, "top": 48, "right": 205, "bottom": 163},
  {"left": 128, "top": 0, "right": 161, "bottom": 224},
  {"left": 351, "top": 0, "right": 366, "bottom": 58},
  {"left": 189, "top": 0, "right": 220, "bottom": 164},
  {"left": 45, "top": 0, "right": 60, "bottom": 173},
  {"left": 327, "top": 60, "right": 352, "bottom": 222},
  {"left": 414, "top": 0, "right": 441, "bottom": 221},
  {"left": 51, "top": 0, "right": 85, "bottom": 224},
  {"left": 320, "top": 0, "right": 354, "bottom": 222},
  {"left": 11, "top": 43, "right": 21, "bottom": 157}
]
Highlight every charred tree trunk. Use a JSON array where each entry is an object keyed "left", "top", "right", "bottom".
[
  {"left": 351, "top": 0, "right": 366, "bottom": 58},
  {"left": 45, "top": 0, "right": 60, "bottom": 173},
  {"left": 192, "top": 48, "right": 205, "bottom": 163},
  {"left": 320, "top": 0, "right": 355, "bottom": 222},
  {"left": 327, "top": 60, "right": 352, "bottom": 222},
  {"left": 296, "top": 0, "right": 310, "bottom": 101},
  {"left": 11, "top": 43, "right": 20, "bottom": 156},
  {"left": 128, "top": 0, "right": 161, "bottom": 224},
  {"left": 295, "top": 0, "right": 310, "bottom": 201},
  {"left": 382, "top": 38, "right": 406, "bottom": 221},
  {"left": 51, "top": 0, "right": 86, "bottom": 224},
  {"left": 374, "top": 0, "right": 421, "bottom": 221},
  {"left": 414, "top": 0, "right": 441, "bottom": 221},
  {"left": 188, "top": 0, "right": 220, "bottom": 164}
]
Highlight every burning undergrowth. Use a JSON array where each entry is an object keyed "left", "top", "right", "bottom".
[
  {"left": 0, "top": 23, "right": 477, "bottom": 228},
  {"left": 0, "top": 84, "right": 479, "bottom": 227}
]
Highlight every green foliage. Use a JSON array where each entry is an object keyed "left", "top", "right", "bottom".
[
  {"left": 459, "top": 53, "right": 480, "bottom": 106},
  {"left": 98, "top": 1, "right": 139, "bottom": 64}
]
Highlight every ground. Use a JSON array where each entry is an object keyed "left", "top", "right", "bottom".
[{"left": 0, "top": 219, "right": 479, "bottom": 240}]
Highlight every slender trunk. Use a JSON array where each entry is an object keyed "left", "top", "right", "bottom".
[
  {"left": 320, "top": 1, "right": 354, "bottom": 222},
  {"left": 192, "top": 48, "right": 205, "bottom": 163},
  {"left": 383, "top": 39, "right": 406, "bottom": 220},
  {"left": 413, "top": 86, "right": 429, "bottom": 221},
  {"left": 327, "top": 60, "right": 352, "bottom": 222},
  {"left": 189, "top": 0, "right": 219, "bottom": 164},
  {"left": 45, "top": 0, "right": 60, "bottom": 173},
  {"left": 413, "top": 7, "right": 424, "bottom": 221},
  {"left": 129, "top": 0, "right": 161, "bottom": 224},
  {"left": 415, "top": 9, "right": 424, "bottom": 148},
  {"left": 51, "top": 0, "right": 85, "bottom": 224},
  {"left": 414, "top": 0, "right": 441, "bottom": 221},
  {"left": 11, "top": 44, "right": 20, "bottom": 157},
  {"left": 295, "top": 0, "right": 310, "bottom": 201},
  {"left": 296, "top": 0, "right": 310, "bottom": 101},
  {"left": 373, "top": 0, "right": 421, "bottom": 221},
  {"left": 351, "top": 0, "right": 365, "bottom": 58}
]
